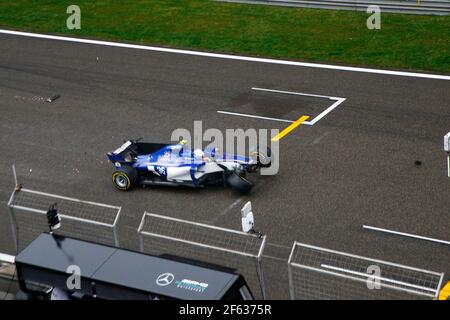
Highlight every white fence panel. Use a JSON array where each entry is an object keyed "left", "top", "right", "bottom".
[
  {"left": 288, "top": 242, "right": 444, "bottom": 300},
  {"left": 7, "top": 188, "right": 121, "bottom": 251},
  {"left": 137, "top": 212, "right": 267, "bottom": 299}
]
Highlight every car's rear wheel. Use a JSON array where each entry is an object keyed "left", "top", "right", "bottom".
[
  {"left": 112, "top": 165, "right": 138, "bottom": 191},
  {"left": 227, "top": 172, "right": 253, "bottom": 194}
]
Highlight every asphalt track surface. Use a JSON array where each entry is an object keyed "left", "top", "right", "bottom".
[{"left": 0, "top": 33, "right": 449, "bottom": 299}]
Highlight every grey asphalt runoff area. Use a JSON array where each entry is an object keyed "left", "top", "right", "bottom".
[{"left": 0, "top": 33, "right": 449, "bottom": 299}]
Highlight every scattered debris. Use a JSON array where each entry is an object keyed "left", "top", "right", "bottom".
[
  {"left": 14, "top": 95, "right": 46, "bottom": 103},
  {"left": 46, "top": 94, "right": 61, "bottom": 103}
]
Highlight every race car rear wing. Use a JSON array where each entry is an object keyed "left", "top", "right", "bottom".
[
  {"left": 107, "top": 140, "right": 172, "bottom": 163},
  {"left": 112, "top": 140, "right": 133, "bottom": 155},
  {"left": 107, "top": 140, "right": 133, "bottom": 163}
]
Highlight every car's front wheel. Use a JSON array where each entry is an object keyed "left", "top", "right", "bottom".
[
  {"left": 227, "top": 172, "right": 253, "bottom": 194},
  {"left": 250, "top": 146, "right": 272, "bottom": 168},
  {"left": 112, "top": 165, "right": 138, "bottom": 191}
]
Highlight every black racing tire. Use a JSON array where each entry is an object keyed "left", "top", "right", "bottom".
[
  {"left": 227, "top": 172, "right": 253, "bottom": 194},
  {"left": 112, "top": 165, "right": 138, "bottom": 191}
]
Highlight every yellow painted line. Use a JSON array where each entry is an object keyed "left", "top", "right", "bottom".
[
  {"left": 438, "top": 281, "right": 450, "bottom": 300},
  {"left": 271, "top": 115, "right": 310, "bottom": 142}
]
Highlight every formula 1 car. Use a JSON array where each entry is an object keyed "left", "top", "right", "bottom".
[{"left": 106, "top": 139, "right": 272, "bottom": 193}]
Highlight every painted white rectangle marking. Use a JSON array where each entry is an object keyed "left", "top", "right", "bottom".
[
  {"left": 0, "top": 29, "right": 449, "bottom": 81},
  {"left": 218, "top": 87, "right": 346, "bottom": 125}
]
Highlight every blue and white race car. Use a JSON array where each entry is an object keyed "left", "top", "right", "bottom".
[{"left": 106, "top": 139, "right": 271, "bottom": 193}]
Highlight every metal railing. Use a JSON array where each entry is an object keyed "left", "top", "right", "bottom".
[
  {"left": 137, "top": 212, "right": 267, "bottom": 299},
  {"left": 7, "top": 187, "right": 122, "bottom": 251},
  {"left": 288, "top": 242, "right": 445, "bottom": 299},
  {"left": 2, "top": 184, "right": 447, "bottom": 300},
  {"left": 1, "top": 236, "right": 448, "bottom": 300}
]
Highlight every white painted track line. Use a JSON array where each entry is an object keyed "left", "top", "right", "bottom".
[
  {"left": 1, "top": 29, "right": 449, "bottom": 81},
  {"left": 217, "top": 110, "right": 295, "bottom": 123},
  {"left": 363, "top": 225, "right": 450, "bottom": 246},
  {"left": 308, "top": 97, "right": 346, "bottom": 125},
  {"left": 252, "top": 87, "right": 341, "bottom": 100}
]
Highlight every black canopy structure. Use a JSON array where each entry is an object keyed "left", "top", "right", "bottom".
[{"left": 15, "top": 233, "right": 253, "bottom": 300}]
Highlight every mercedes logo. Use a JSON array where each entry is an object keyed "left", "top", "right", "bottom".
[{"left": 156, "top": 273, "right": 174, "bottom": 286}]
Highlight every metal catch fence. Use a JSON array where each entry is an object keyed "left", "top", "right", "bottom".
[
  {"left": 137, "top": 212, "right": 267, "bottom": 299},
  {"left": 288, "top": 242, "right": 445, "bottom": 300}
]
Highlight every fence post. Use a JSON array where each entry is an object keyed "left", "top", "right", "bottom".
[
  {"left": 257, "top": 235, "right": 267, "bottom": 299},
  {"left": 447, "top": 152, "right": 450, "bottom": 177},
  {"left": 7, "top": 191, "right": 18, "bottom": 253},
  {"left": 113, "top": 227, "right": 119, "bottom": 248},
  {"left": 287, "top": 242, "right": 297, "bottom": 300},
  {"left": 112, "top": 207, "right": 122, "bottom": 248},
  {"left": 436, "top": 273, "right": 445, "bottom": 299}
]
